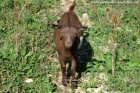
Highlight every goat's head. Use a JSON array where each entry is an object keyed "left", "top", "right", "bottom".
[{"left": 53, "top": 24, "right": 87, "bottom": 49}]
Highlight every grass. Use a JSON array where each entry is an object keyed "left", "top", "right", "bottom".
[{"left": 0, "top": 0, "right": 140, "bottom": 93}]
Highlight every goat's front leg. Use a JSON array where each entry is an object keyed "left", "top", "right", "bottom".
[
  {"left": 71, "top": 57, "right": 77, "bottom": 88},
  {"left": 59, "top": 59, "right": 67, "bottom": 86}
]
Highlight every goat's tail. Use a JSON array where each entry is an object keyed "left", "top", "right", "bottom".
[{"left": 69, "top": 1, "right": 76, "bottom": 11}]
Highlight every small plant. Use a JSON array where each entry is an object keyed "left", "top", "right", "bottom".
[{"left": 111, "top": 14, "right": 118, "bottom": 77}]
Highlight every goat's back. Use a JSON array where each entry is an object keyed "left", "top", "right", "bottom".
[{"left": 59, "top": 11, "right": 82, "bottom": 28}]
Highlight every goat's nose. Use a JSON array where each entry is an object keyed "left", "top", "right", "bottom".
[{"left": 65, "top": 42, "right": 72, "bottom": 47}]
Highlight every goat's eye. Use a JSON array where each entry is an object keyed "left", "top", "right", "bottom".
[{"left": 60, "top": 37, "right": 63, "bottom": 40}]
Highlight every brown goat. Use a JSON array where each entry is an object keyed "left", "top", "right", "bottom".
[{"left": 53, "top": 1, "right": 87, "bottom": 88}]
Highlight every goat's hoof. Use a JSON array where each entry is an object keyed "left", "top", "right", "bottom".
[
  {"left": 62, "top": 79, "right": 67, "bottom": 86},
  {"left": 71, "top": 80, "right": 77, "bottom": 88}
]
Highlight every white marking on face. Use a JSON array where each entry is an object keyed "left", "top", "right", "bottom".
[{"left": 78, "top": 36, "right": 83, "bottom": 50}]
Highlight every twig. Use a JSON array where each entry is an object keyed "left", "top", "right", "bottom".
[
  {"left": 111, "top": 28, "right": 115, "bottom": 77},
  {"left": 111, "top": 14, "right": 118, "bottom": 77},
  {"left": 17, "top": 0, "right": 29, "bottom": 22},
  {"left": 14, "top": 0, "right": 19, "bottom": 55}
]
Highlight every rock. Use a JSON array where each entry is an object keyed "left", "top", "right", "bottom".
[
  {"left": 24, "top": 78, "right": 33, "bottom": 83},
  {"left": 82, "top": 13, "right": 90, "bottom": 22},
  {"left": 136, "top": 38, "right": 140, "bottom": 45},
  {"left": 86, "top": 88, "right": 94, "bottom": 92},
  {"left": 98, "top": 73, "right": 108, "bottom": 81},
  {"left": 99, "top": 46, "right": 110, "bottom": 53},
  {"left": 99, "top": 65, "right": 104, "bottom": 70},
  {"left": 75, "top": 87, "right": 85, "bottom": 93},
  {"left": 81, "top": 13, "right": 92, "bottom": 27}
]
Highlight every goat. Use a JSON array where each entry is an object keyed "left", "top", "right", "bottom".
[{"left": 53, "top": 1, "right": 87, "bottom": 88}]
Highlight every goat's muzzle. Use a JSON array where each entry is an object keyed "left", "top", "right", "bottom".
[{"left": 65, "top": 41, "right": 72, "bottom": 48}]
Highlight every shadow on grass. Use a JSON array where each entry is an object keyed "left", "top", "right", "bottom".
[{"left": 77, "top": 32, "right": 94, "bottom": 79}]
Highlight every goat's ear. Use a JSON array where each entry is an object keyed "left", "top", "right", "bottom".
[{"left": 79, "top": 26, "right": 87, "bottom": 32}]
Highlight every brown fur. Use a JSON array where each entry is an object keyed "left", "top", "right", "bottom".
[{"left": 53, "top": 1, "right": 87, "bottom": 88}]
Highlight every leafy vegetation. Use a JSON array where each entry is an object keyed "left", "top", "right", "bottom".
[{"left": 0, "top": 0, "right": 140, "bottom": 93}]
